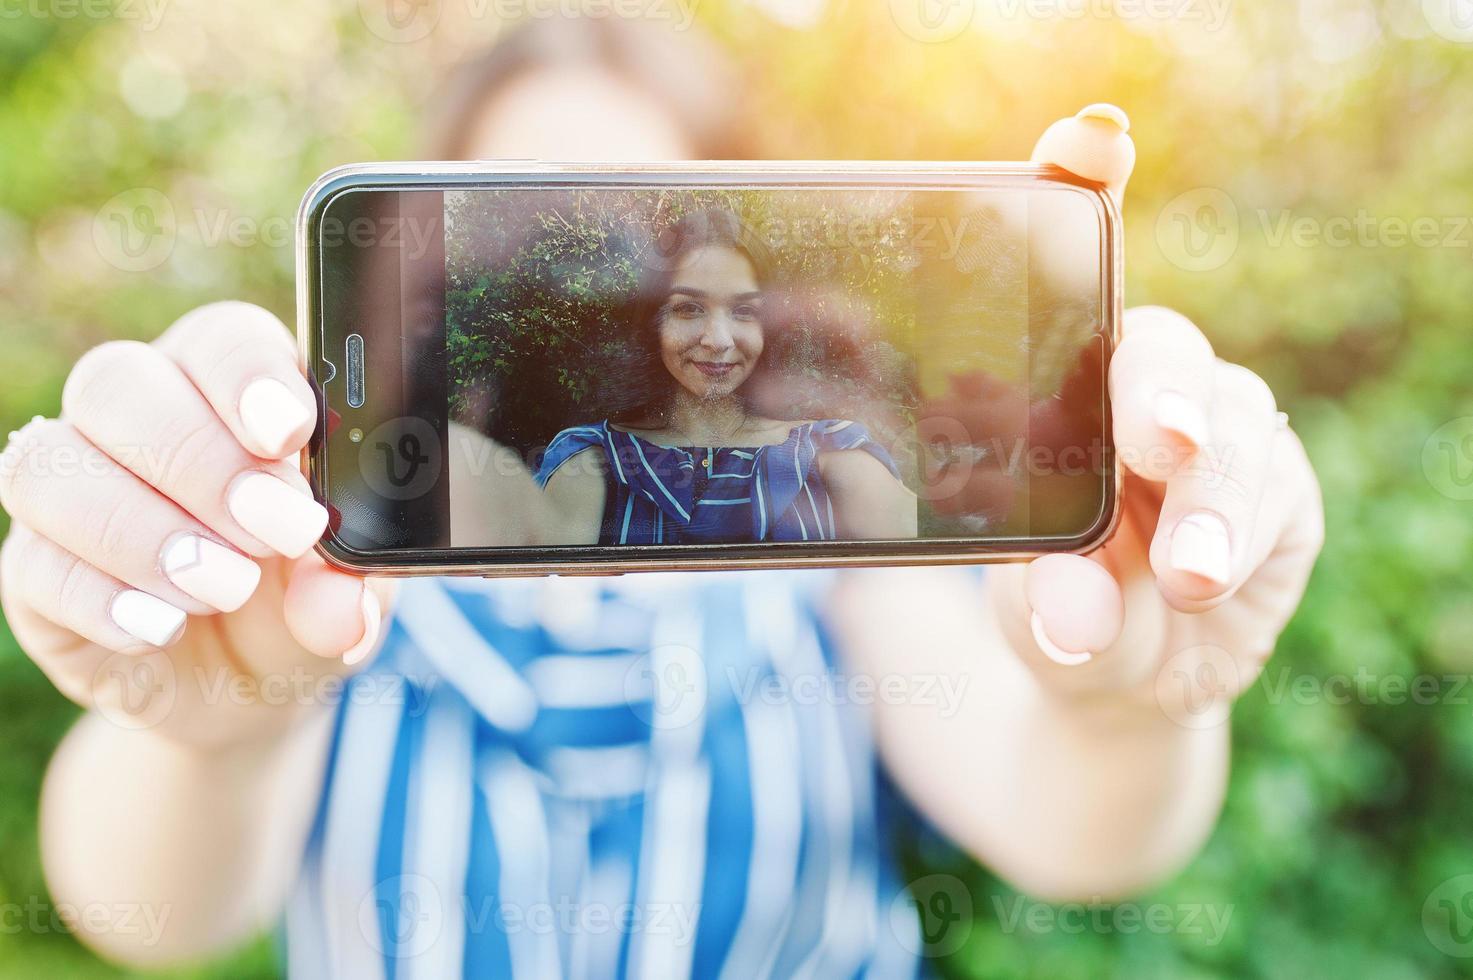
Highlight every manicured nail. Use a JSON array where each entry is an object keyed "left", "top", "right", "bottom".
[
  {"left": 1075, "top": 103, "right": 1130, "bottom": 132},
  {"left": 1154, "top": 390, "right": 1209, "bottom": 454},
  {"left": 239, "top": 378, "right": 312, "bottom": 459},
  {"left": 1030, "top": 610, "right": 1092, "bottom": 667},
  {"left": 227, "top": 472, "right": 328, "bottom": 558},
  {"left": 161, "top": 534, "right": 261, "bottom": 613},
  {"left": 343, "top": 587, "right": 382, "bottom": 667},
  {"left": 110, "top": 590, "right": 187, "bottom": 648},
  {"left": 1169, "top": 511, "right": 1232, "bottom": 586}
]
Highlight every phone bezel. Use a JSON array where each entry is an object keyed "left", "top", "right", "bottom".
[{"left": 297, "top": 161, "right": 1123, "bottom": 577}]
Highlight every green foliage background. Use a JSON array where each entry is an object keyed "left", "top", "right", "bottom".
[{"left": 2, "top": 1, "right": 1473, "bottom": 977}]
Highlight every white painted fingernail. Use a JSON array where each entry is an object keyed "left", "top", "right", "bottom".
[
  {"left": 343, "top": 587, "right": 382, "bottom": 667},
  {"left": 1075, "top": 103, "right": 1130, "bottom": 132},
  {"left": 227, "top": 472, "right": 328, "bottom": 558},
  {"left": 1169, "top": 511, "right": 1232, "bottom": 586},
  {"left": 1154, "top": 390, "right": 1209, "bottom": 453},
  {"left": 239, "top": 378, "right": 312, "bottom": 459},
  {"left": 161, "top": 534, "right": 261, "bottom": 613},
  {"left": 1030, "top": 610, "right": 1092, "bottom": 666},
  {"left": 110, "top": 590, "right": 187, "bottom": 648}
]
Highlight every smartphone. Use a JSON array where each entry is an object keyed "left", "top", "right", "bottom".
[{"left": 297, "top": 162, "right": 1121, "bottom": 576}]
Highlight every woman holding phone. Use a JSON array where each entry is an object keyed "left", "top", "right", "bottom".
[
  {"left": 535, "top": 207, "right": 918, "bottom": 545},
  {"left": 0, "top": 17, "right": 1322, "bottom": 977}
]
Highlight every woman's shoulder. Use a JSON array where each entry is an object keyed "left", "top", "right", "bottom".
[
  {"left": 535, "top": 422, "right": 612, "bottom": 486},
  {"left": 801, "top": 417, "right": 874, "bottom": 445},
  {"left": 546, "top": 421, "right": 611, "bottom": 448},
  {"left": 744, "top": 417, "right": 841, "bottom": 445},
  {"left": 801, "top": 418, "right": 901, "bottom": 477},
  {"left": 752, "top": 417, "right": 876, "bottom": 450}
]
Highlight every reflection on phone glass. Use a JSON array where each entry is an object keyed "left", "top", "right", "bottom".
[{"left": 311, "top": 177, "right": 1112, "bottom": 567}]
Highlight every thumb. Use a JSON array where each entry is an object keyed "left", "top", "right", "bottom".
[
  {"left": 282, "top": 553, "right": 393, "bottom": 666},
  {"left": 991, "top": 553, "right": 1168, "bottom": 696},
  {"left": 1030, "top": 104, "right": 1137, "bottom": 204}
]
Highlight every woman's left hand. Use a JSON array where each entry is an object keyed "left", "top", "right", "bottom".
[
  {"left": 988, "top": 106, "right": 1325, "bottom": 726},
  {"left": 832, "top": 106, "right": 1323, "bottom": 898}
]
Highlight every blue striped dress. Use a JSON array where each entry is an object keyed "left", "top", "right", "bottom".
[
  {"left": 533, "top": 420, "right": 899, "bottom": 544},
  {"left": 285, "top": 571, "right": 924, "bottom": 979}
]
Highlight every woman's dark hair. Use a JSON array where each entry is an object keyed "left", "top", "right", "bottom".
[{"left": 611, "top": 207, "right": 778, "bottom": 425}]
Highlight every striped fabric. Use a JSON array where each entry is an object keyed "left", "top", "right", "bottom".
[
  {"left": 533, "top": 420, "right": 899, "bottom": 544},
  {"left": 286, "top": 571, "right": 922, "bottom": 979}
]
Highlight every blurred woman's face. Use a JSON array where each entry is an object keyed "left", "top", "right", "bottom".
[
  {"left": 463, "top": 66, "right": 695, "bottom": 161},
  {"left": 658, "top": 245, "right": 764, "bottom": 401}
]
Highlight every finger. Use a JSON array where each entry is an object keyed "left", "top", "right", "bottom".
[
  {"left": 1208, "top": 426, "right": 1323, "bottom": 657},
  {"left": 991, "top": 555, "right": 1167, "bottom": 695},
  {"left": 0, "top": 418, "right": 257, "bottom": 616},
  {"left": 282, "top": 553, "right": 387, "bottom": 664},
  {"left": 1, "top": 522, "right": 186, "bottom": 653},
  {"left": 1110, "top": 307, "right": 1219, "bottom": 482},
  {"left": 1148, "top": 361, "right": 1280, "bottom": 611},
  {"left": 1025, "top": 554, "right": 1124, "bottom": 664},
  {"left": 61, "top": 339, "right": 327, "bottom": 560},
  {"left": 155, "top": 301, "right": 316, "bottom": 460},
  {"left": 1030, "top": 104, "right": 1137, "bottom": 203}
]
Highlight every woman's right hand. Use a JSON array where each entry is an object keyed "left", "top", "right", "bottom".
[{"left": 0, "top": 302, "right": 391, "bottom": 747}]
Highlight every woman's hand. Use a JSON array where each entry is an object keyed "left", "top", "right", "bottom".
[
  {"left": 833, "top": 105, "right": 1323, "bottom": 900},
  {"left": 990, "top": 308, "right": 1323, "bottom": 724},
  {"left": 0, "top": 301, "right": 391, "bottom": 746},
  {"left": 988, "top": 109, "right": 1325, "bottom": 727}
]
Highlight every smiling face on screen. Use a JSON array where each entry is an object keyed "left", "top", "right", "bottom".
[{"left": 656, "top": 245, "right": 766, "bottom": 401}]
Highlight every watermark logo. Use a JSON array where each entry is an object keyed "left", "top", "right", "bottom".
[
  {"left": 86, "top": 661, "right": 438, "bottom": 732},
  {"left": 1259, "top": 209, "right": 1473, "bottom": 250},
  {"left": 889, "top": 874, "right": 972, "bottom": 957},
  {"left": 0, "top": 0, "right": 170, "bottom": 30},
  {"left": 1257, "top": 666, "right": 1473, "bottom": 708},
  {"left": 624, "top": 642, "right": 707, "bottom": 729},
  {"left": 889, "top": 0, "right": 976, "bottom": 43},
  {"left": 359, "top": 0, "right": 699, "bottom": 43},
  {"left": 1424, "top": 875, "right": 1473, "bottom": 957},
  {"left": 1422, "top": 417, "right": 1473, "bottom": 501},
  {"left": 360, "top": 416, "right": 444, "bottom": 502},
  {"left": 1154, "top": 643, "right": 1240, "bottom": 729},
  {"left": 359, "top": 0, "right": 442, "bottom": 43},
  {"left": 93, "top": 188, "right": 176, "bottom": 273},
  {"left": 993, "top": 893, "right": 1235, "bottom": 943},
  {"left": 1155, "top": 187, "right": 1240, "bottom": 272},
  {"left": 90, "top": 650, "right": 177, "bottom": 731},
  {"left": 640, "top": 222, "right": 694, "bottom": 275},
  {"left": 361, "top": 874, "right": 445, "bottom": 958},
  {"left": 475, "top": 895, "right": 699, "bottom": 942},
  {"left": 1423, "top": 0, "right": 1473, "bottom": 42},
  {"left": 988, "top": 0, "right": 1232, "bottom": 32},
  {"left": 724, "top": 666, "right": 970, "bottom": 717},
  {"left": 0, "top": 897, "right": 172, "bottom": 946},
  {"left": 1157, "top": 189, "right": 1473, "bottom": 271}
]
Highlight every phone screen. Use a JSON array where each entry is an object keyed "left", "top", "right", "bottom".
[{"left": 306, "top": 171, "right": 1115, "bottom": 570}]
